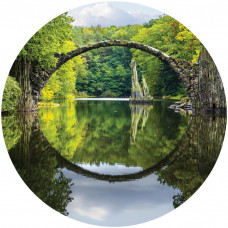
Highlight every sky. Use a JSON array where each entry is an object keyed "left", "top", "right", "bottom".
[
  {"left": 64, "top": 168, "right": 179, "bottom": 226},
  {"left": 68, "top": 1, "right": 163, "bottom": 27}
]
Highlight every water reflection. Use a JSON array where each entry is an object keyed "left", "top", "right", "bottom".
[
  {"left": 7, "top": 114, "right": 73, "bottom": 216},
  {"left": 64, "top": 170, "right": 180, "bottom": 226},
  {"left": 158, "top": 115, "right": 227, "bottom": 208},
  {"left": 2, "top": 100, "right": 226, "bottom": 226},
  {"left": 130, "top": 104, "right": 153, "bottom": 144},
  {"left": 38, "top": 100, "right": 189, "bottom": 170}
]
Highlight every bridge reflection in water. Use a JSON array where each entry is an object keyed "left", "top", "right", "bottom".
[{"left": 4, "top": 102, "right": 226, "bottom": 220}]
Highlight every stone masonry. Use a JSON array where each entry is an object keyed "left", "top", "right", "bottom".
[{"left": 9, "top": 40, "right": 226, "bottom": 114}]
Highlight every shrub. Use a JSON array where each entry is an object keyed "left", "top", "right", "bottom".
[
  {"left": 67, "top": 94, "right": 75, "bottom": 102},
  {"left": 77, "top": 91, "right": 88, "bottom": 97},
  {"left": 100, "top": 90, "right": 118, "bottom": 98},
  {"left": 40, "top": 88, "right": 54, "bottom": 101},
  {"left": 2, "top": 76, "right": 21, "bottom": 112}
]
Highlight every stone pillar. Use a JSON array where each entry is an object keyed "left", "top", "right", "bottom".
[
  {"left": 130, "top": 60, "right": 153, "bottom": 103},
  {"left": 10, "top": 59, "right": 37, "bottom": 112},
  {"left": 197, "top": 46, "right": 226, "bottom": 114},
  {"left": 142, "top": 75, "right": 150, "bottom": 98},
  {"left": 130, "top": 60, "right": 143, "bottom": 100}
]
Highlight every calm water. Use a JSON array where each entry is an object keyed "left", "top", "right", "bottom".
[{"left": 2, "top": 99, "right": 226, "bottom": 226}]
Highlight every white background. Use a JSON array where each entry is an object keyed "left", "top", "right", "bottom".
[{"left": 0, "top": 0, "right": 228, "bottom": 227}]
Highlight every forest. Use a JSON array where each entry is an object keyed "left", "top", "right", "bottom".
[
  {"left": 3, "top": 13, "right": 202, "bottom": 110},
  {"left": 72, "top": 16, "right": 202, "bottom": 98}
]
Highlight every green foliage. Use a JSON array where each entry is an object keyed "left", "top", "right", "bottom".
[
  {"left": 14, "top": 13, "right": 202, "bottom": 102},
  {"left": 18, "top": 13, "right": 74, "bottom": 70},
  {"left": 143, "top": 19, "right": 157, "bottom": 28},
  {"left": 17, "top": 13, "right": 202, "bottom": 100},
  {"left": 73, "top": 25, "right": 142, "bottom": 97},
  {"left": 40, "top": 85, "right": 54, "bottom": 101},
  {"left": 40, "top": 41, "right": 87, "bottom": 101},
  {"left": 72, "top": 16, "right": 200, "bottom": 98},
  {"left": 2, "top": 76, "right": 21, "bottom": 112},
  {"left": 12, "top": 13, "right": 77, "bottom": 105},
  {"left": 77, "top": 91, "right": 89, "bottom": 97},
  {"left": 1, "top": 115, "right": 22, "bottom": 150},
  {"left": 131, "top": 15, "right": 202, "bottom": 97},
  {"left": 100, "top": 90, "right": 118, "bottom": 97}
]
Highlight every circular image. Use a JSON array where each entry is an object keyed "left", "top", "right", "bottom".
[{"left": 1, "top": 1, "right": 226, "bottom": 226}]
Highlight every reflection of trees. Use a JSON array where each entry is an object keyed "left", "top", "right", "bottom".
[
  {"left": 157, "top": 115, "right": 226, "bottom": 208},
  {"left": 44, "top": 101, "right": 133, "bottom": 166},
  {"left": 38, "top": 102, "right": 88, "bottom": 160},
  {"left": 128, "top": 101, "right": 189, "bottom": 168},
  {"left": 38, "top": 100, "right": 189, "bottom": 169},
  {"left": 1, "top": 114, "right": 22, "bottom": 150},
  {"left": 8, "top": 114, "right": 73, "bottom": 216},
  {"left": 3, "top": 103, "right": 226, "bottom": 210}
]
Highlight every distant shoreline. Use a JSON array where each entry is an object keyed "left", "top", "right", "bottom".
[{"left": 74, "top": 98, "right": 130, "bottom": 101}]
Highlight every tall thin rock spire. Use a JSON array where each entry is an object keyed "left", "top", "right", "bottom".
[{"left": 130, "top": 60, "right": 153, "bottom": 103}]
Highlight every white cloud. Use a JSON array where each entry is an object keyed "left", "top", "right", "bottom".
[
  {"left": 68, "top": 2, "right": 160, "bottom": 27},
  {"left": 71, "top": 197, "right": 110, "bottom": 221},
  {"left": 74, "top": 206, "right": 109, "bottom": 221}
]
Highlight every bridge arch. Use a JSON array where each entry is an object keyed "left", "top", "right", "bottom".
[
  {"left": 30, "top": 40, "right": 199, "bottom": 108},
  {"left": 9, "top": 113, "right": 193, "bottom": 183},
  {"left": 55, "top": 141, "right": 181, "bottom": 182}
]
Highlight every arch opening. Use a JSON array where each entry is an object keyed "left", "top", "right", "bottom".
[{"left": 36, "top": 40, "right": 198, "bottom": 107}]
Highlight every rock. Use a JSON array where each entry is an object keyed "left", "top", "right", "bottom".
[
  {"left": 129, "top": 60, "right": 153, "bottom": 104},
  {"left": 170, "top": 105, "right": 176, "bottom": 109},
  {"left": 169, "top": 97, "right": 193, "bottom": 115},
  {"left": 194, "top": 46, "right": 226, "bottom": 114},
  {"left": 130, "top": 60, "right": 143, "bottom": 100},
  {"left": 142, "top": 75, "right": 150, "bottom": 98}
]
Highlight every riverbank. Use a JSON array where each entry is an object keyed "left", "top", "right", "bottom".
[
  {"left": 75, "top": 98, "right": 130, "bottom": 101},
  {"left": 36, "top": 95, "right": 188, "bottom": 108},
  {"left": 38, "top": 102, "right": 61, "bottom": 107},
  {"left": 162, "top": 95, "right": 188, "bottom": 100}
]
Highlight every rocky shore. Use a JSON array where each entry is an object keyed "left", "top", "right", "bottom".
[{"left": 169, "top": 98, "right": 193, "bottom": 114}]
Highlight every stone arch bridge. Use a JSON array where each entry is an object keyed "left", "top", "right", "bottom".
[
  {"left": 10, "top": 40, "right": 200, "bottom": 111},
  {"left": 10, "top": 39, "right": 225, "bottom": 114}
]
